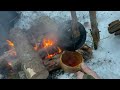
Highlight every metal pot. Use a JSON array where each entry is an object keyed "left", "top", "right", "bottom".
[{"left": 57, "top": 20, "right": 87, "bottom": 51}]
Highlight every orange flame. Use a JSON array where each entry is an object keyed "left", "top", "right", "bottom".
[
  {"left": 46, "top": 54, "right": 56, "bottom": 59},
  {"left": 6, "top": 40, "right": 14, "bottom": 47},
  {"left": 33, "top": 37, "right": 62, "bottom": 59},
  {"left": 6, "top": 40, "right": 17, "bottom": 56},
  {"left": 42, "top": 38, "right": 62, "bottom": 59},
  {"left": 43, "top": 38, "right": 54, "bottom": 48},
  {"left": 45, "top": 47, "right": 62, "bottom": 59}
]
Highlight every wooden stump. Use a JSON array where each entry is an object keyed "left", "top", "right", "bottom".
[{"left": 10, "top": 28, "right": 49, "bottom": 79}]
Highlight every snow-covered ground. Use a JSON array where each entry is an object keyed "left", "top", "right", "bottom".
[{"left": 15, "top": 11, "right": 120, "bottom": 79}]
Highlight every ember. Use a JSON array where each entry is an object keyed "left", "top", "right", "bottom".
[
  {"left": 6, "top": 40, "right": 14, "bottom": 47},
  {"left": 6, "top": 40, "right": 16, "bottom": 56}
]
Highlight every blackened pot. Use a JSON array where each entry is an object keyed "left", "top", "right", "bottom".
[{"left": 57, "top": 20, "right": 87, "bottom": 51}]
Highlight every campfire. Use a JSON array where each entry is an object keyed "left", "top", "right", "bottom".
[
  {"left": 0, "top": 12, "right": 93, "bottom": 79},
  {"left": 38, "top": 38, "right": 62, "bottom": 59},
  {"left": 33, "top": 32, "right": 62, "bottom": 60}
]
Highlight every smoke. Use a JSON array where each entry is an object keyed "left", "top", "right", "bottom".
[{"left": 14, "top": 11, "right": 87, "bottom": 51}]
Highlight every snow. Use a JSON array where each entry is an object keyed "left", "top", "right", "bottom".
[{"left": 15, "top": 11, "right": 120, "bottom": 79}]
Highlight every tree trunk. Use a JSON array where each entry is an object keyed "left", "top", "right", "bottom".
[
  {"left": 10, "top": 28, "right": 49, "bottom": 79},
  {"left": 89, "top": 11, "right": 100, "bottom": 50}
]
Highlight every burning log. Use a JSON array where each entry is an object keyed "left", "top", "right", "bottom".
[
  {"left": 43, "top": 54, "right": 61, "bottom": 71},
  {"left": 10, "top": 28, "right": 49, "bottom": 79},
  {"left": 38, "top": 46, "right": 62, "bottom": 59}
]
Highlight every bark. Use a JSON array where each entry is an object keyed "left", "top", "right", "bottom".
[
  {"left": 10, "top": 28, "right": 49, "bottom": 79},
  {"left": 89, "top": 11, "right": 100, "bottom": 50}
]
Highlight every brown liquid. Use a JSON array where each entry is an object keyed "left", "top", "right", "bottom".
[{"left": 62, "top": 51, "right": 82, "bottom": 67}]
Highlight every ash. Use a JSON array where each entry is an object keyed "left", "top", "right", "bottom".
[{"left": 48, "top": 69, "right": 76, "bottom": 79}]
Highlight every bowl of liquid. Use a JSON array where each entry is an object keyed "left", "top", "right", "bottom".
[{"left": 60, "top": 51, "right": 83, "bottom": 73}]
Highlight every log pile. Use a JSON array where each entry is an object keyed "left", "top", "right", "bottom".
[{"left": 108, "top": 20, "right": 120, "bottom": 35}]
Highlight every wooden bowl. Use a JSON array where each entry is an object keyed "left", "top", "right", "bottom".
[{"left": 60, "top": 51, "right": 83, "bottom": 73}]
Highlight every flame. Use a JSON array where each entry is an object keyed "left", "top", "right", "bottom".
[
  {"left": 44, "top": 46, "right": 62, "bottom": 59},
  {"left": 42, "top": 38, "right": 62, "bottom": 59},
  {"left": 43, "top": 38, "right": 54, "bottom": 48},
  {"left": 6, "top": 40, "right": 17, "bottom": 56},
  {"left": 6, "top": 40, "right": 14, "bottom": 47},
  {"left": 45, "top": 47, "right": 61, "bottom": 59},
  {"left": 47, "top": 54, "right": 56, "bottom": 59}
]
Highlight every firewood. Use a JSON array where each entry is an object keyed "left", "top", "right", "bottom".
[
  {"left": 38, "top": 46, "right": 60, "bottom": 59},
  {"left": 76, "top": 44, "right": 93, "bottom": 61},
  {"left": 108, "top": 20, "right": 119, "bottom": 27},
  {"left": 115, "top": 30, "right": 120, "bottom": 35},
  {"left": 10, "top": 28, "right": 49, "bottom": 79},
  {"left": 0, "top": 48, "right": 60, "bottom": 72},
  {"left": 108, "top": 22, "right": 120, "bottom": 34},
  {"left": 43, "top": 54, "right": 61, "bottom": 71},
  {"left": 0, "top": 48, "right": 21, "bottom": 73}
]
